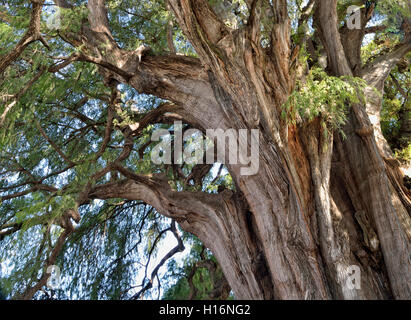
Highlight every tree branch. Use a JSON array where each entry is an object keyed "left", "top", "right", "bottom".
[
  {"left": 0, "top": 1, "right": 46, "bottom": 74},
  {"left": 362, "top": 42, "right": 411, "bottom": 90},
  {"left": 247, "top": 0, "right": 263, "bottom": 42},
  {"left": 17, "top": 229, "right": 71, "bottom": 300},
  {"left": 53, "top": 0, "right": 72, "bottom": 9},
  {"left": 131, "top": 220, "right": 184, "bottom": 300},
  {"left": 35, "top": 119, "right": 76, "bottom": 166},
  {"left": 0, "top": 67, "right": 45, "bottom": 127},
  {"left": 87, "top": 0, "right": 112, "bottom": 36},
  {"left": 167, "top": 0, "right": 228, "bottom": 47},
  {"left": 313, "top": 0, "right": 352, "bottom": 76},
  {"left": 87, "top": 173, "right": 230, "bottom": 228}
]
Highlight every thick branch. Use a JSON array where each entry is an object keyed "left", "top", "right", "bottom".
[
  {"left": 0, "top": 1, "right": 46, "bottom": 74},
  {"left": 167, "top": 0, "right": 228, "bottom": 47},
  {"left": 339, "top": 3, "right": 377, "bottom": 74},
  {"left": 247, "top": 0, "right": 263, "bottom": 42},
  {"left": 87, "top": 0, "right": 112, "bottom": 36},
  {"left": 313, "top": 0, "right": 352, "bottom": 76},
  {"left": 362, "top": 42, "right": 411, "bottom": 90},
  {"left": 17, "top": 229, "right": 71, "bottom": 300},
  {"left": 87, "top": 175, "right": 221, "bottom": 225}
]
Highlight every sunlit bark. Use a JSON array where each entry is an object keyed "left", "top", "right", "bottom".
[{"left": 30, "top": 0, "right": 411, "bottom": 299}]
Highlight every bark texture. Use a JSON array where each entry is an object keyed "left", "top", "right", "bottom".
[{"left": 40, "top": 0, "right": 411, "bottom": 299}]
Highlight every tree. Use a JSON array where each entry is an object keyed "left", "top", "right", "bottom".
[{"left": 0, "top": 0, "right": 410, "bottom": 300}]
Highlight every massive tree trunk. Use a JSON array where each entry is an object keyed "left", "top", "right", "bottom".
[{"left": 51, "top": 0, "right": 411, "bottom": 299}]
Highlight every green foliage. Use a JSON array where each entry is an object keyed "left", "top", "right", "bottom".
[
  {"left": 283, "top": 68, "right": 368, "bottom": 134},
  {"left": 163, "top": 235, "right": 231, "bottom": 300},
  {"left": 377, "top": 0, "right": 411, "bottom": 34},
  {"left": 0, "top": 0, "right": 409, "bottom": 301},
  {"left": 106, "top": 0, "right": 171, "bottom": 52},
  {"left": 380, "top": 63, "right": 410, "bottom": 160}
]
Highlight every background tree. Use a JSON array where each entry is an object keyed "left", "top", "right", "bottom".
[{"left": 0, "top": 0, "right": 410, "bottom": 300}]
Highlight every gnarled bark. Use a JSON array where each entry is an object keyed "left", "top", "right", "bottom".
[{"left": 43, "top": 0, "right": 411, "bottom": 300}]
